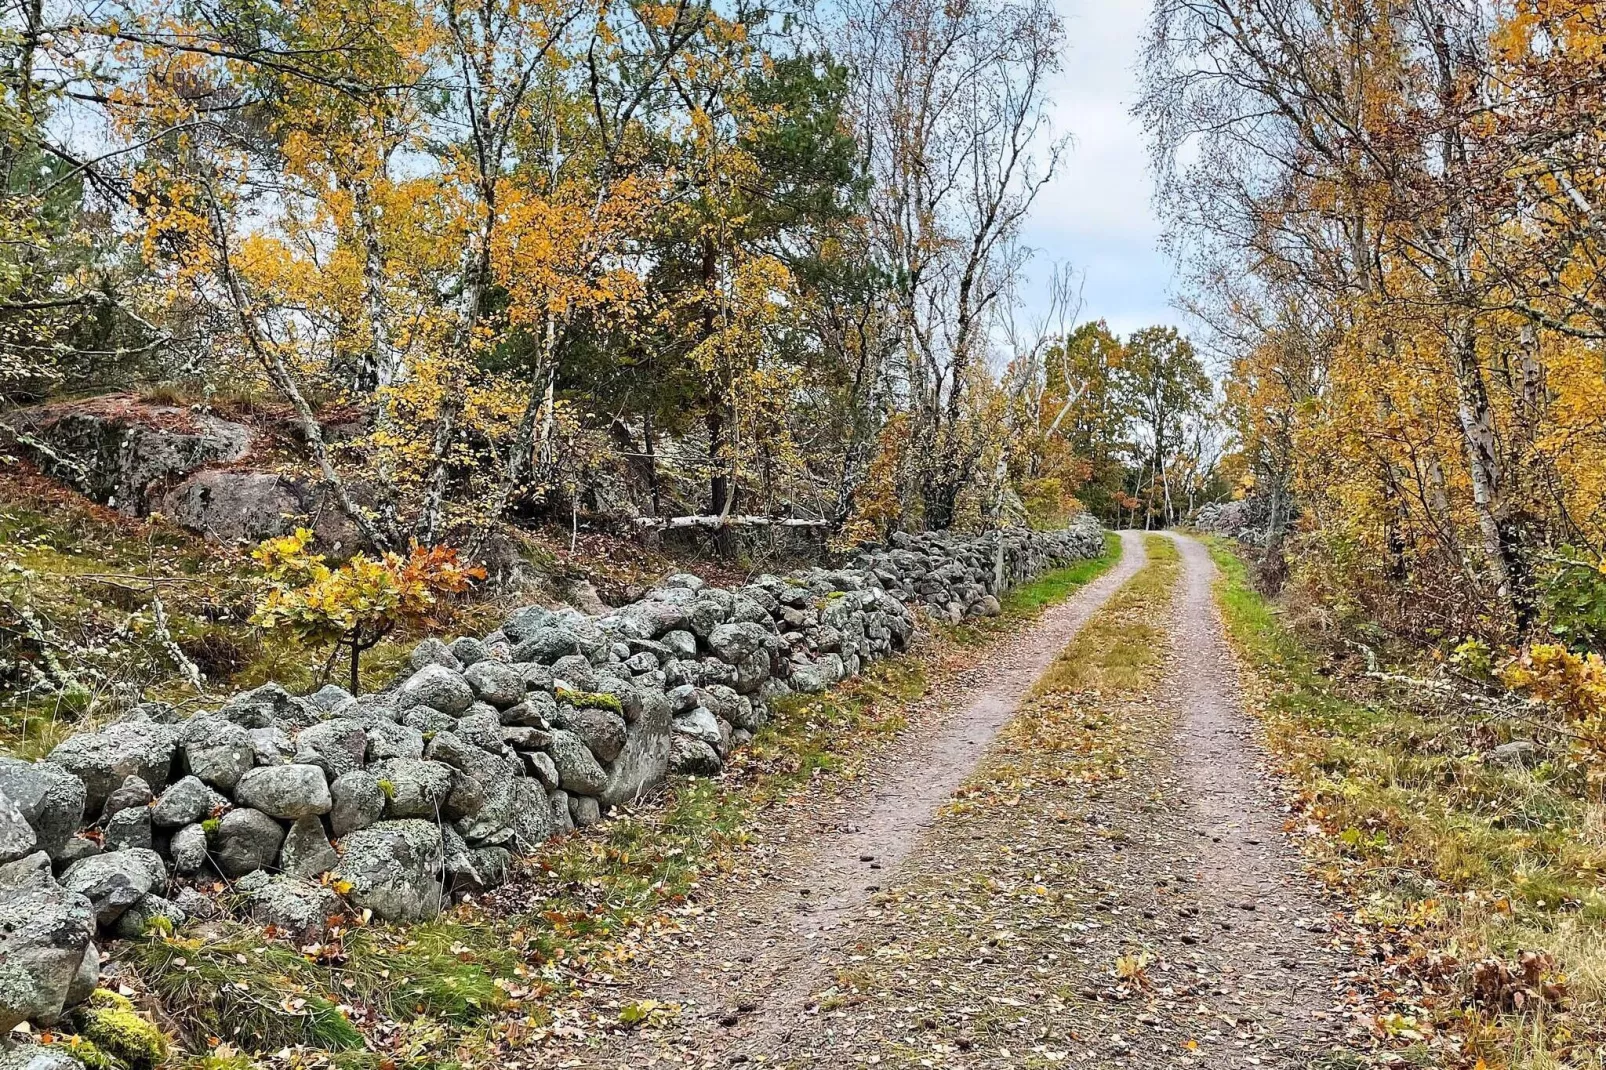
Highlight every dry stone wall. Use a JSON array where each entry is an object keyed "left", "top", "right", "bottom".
[{"left": 0, "top": 516, "right": 1103, "bottom": 1033}]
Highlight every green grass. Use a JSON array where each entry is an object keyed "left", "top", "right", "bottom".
[
  {"left": 1207, "top": 537, "right": 1606, "bottom": 1068},
  {"left": 1033, "top": 534, "right": 1177, "bottom": 696},
  {"left": 943, "top": 532, "right": 1123, "bottom": 646},
  {"left": 128, "top": 927, "right": 366, "bottom": 1052}
]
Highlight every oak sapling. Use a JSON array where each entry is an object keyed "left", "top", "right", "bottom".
[{"left": 251, "top": 528, "right": 484, "bottom": 695}]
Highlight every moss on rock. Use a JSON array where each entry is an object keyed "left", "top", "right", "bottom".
[
  {"left": 555, "top": 688, "right": 625, "bottom": 716},
  {"left": 72, "top": 990, "right": 168, "bottom": 1070}
]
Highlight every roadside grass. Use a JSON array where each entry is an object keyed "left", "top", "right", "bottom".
[
  {"left": 1207, "top": 538, "right": 1606, "bottom": 1069},
  {"left": 956, "top": 534, "right": 1178, "bottom": 809},
  {"left": 1032, "top": 534, "right": 1176, "bottom": 696},
  {"left": 940, "top": 531, "right": 1122, "bottom": 646},
  {"left": 117, "top": 538, "right": 1124, "bottom": 1069}
]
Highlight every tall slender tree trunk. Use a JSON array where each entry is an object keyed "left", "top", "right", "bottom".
[
  {"left": 1448, "top": 318, "right": 1518, "bottom": 615},
  {"left": 644, "top": 411, "right": 661, "bottom": 518}
]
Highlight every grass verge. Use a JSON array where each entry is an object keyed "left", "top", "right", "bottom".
[
  {"left": 958, "top": 533, "right": 1180, "bottom": 807},
  {"left": 1032, "top": 534, "right": 1176, "bottom": 696},
  {"left": 942, "top": 531, "right": 1123, "bottom": 646},
  {"left": 1208, "top": 537, "right": 1606, "bottom": 1070}
]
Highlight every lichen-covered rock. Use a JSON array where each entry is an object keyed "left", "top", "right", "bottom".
[
  {"left": 447, "top": 843, "right": 510, "bottom": 894},
  {"left": 550, "top": 654, "right": 599, "bottom": 690},
  {"left": 464, "top": 660, "right": 524, "bottom": 709},
  {"left": 103, "top": 807, "right": 152, "bottom": 852},
  {"left": 45, "top": 723, "right": 177, "bottom": 814},
  {"left": 569, "top": 794, "right": 602, "bottom": 827},
  {"left": 213, "top": 808, "right": 285, "bottom": 878},
  {"left": 234, "top": 764, "right": 332, "bottom": 820},
  {"left": 401, "top": 706, "right": 457, "bottom": 735},
  {"left": 111, "top": 894, "right": 186, "bottom": 939},
  {"left": 5, "top": 399, "right": 251, "bottom": 516},
  {"left": 293, "top": 719, "right": 367, "bottom": 779},
  {"left": 546, "top": 730, "right": 607, "bottom": 795},
  {"left": 452, "top": 711, "right": 506, "bottom": 754},
  {"left": 169, "top": 824, "right": 208, "bottom": 874},
  {"left": 0, "top": 760, "right": 84, "bottom": 860},
  {"left": 219, "top": 682, "right": 320, "bottom": 730},
  {"left": 55, "top": 837, "right": 99, "bottom": 868},
  {"left": 0, "top": 850, "right": 53, "bottom": 890},
  {"left": 398, "top": 664, "right": 474, "bottom": 715},
  {"left": 329, "top": 770, "right": 386, "bottom": 837},
  {"left": 425, "top": 734, "right": 520, "bottom": 839},
  {"left": 669, "top": 734, "right": 722, "bottom": 776},
  {"left": 408, "top": 637, "right": 462, "bottom": 674},
  {"left": 672, "top": 707, "right": 722, "bottom": 749},
  {"left": 697, "top": 685, "right": 751, "bottom": 730},
  {"left": 547, "top": 789, "right": 574, "bottom": 835},
  {"left": 502, "top": 605, "right": 556, "bottom": 644},
  {"left": 506, "top": 778, "right": 553, "bottom": 851},
  {"left": 332, "top": 819, "right": 444, "bottom": 922},
  {"left": 179, "top": 716, "right": 255, "bottom": 792},
  {"left": 235, "top": 870, "right": 340, "bottom": 941},
  {"left": 161, "top": 468, "right": 370, "bottom": 549},
  {"left": 309, "top": 684, "right": 354, "bottom": 712},
  {"left": 524, "top": 751, "right": 560, "bottom": 790},
  {"left": 500, "top": 691, "right": 557, "bottom": 727},
  {"left": 511, "top": 625, "right": 581, "bottom": 663},
  {"left": 0, "top": 860, "right": 96, "bottom": 1032},
  {"left": 0, "top": 1047, "right": 86, "bottom": 1070},
  {"left": 788, "top": 663, "right": 828, "bottom": 694},
  {"left": 448, "top": 636, "right": 490, "bottom": 668},
  {"left": 707, "top": 621, "right": 772, "bottom": 665},
  {"left": 245, "top": 724, "right": 295, "bottom": 767},
  {"left": 600, "top": 691, "right": 671, "bottom": 807},
  {"left": 554, "top": 706, "right": 627, "bottom": 764},
  {"left": 365, "top": 719, "right": 425, "bottom": 762},
  {"left": 101, "top": 776, "right": 151, "bottom": 820},
  {"left": 279, "top": 816, "right": 338, "bottom": 878},
  {"left": 150, "top": 776, "right": 225, "bottom": 828},
  {"left": 59, "top": 851, "right": 160, "bottom": 926},
  {"left": 369, "top": 758, "right": 453, "bottom": 819},
  {"left": 0, "top": 789, "right": 37, "bottom": 864}
]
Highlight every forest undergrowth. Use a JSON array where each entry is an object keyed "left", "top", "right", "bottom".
[{"left": 1210, "top": 540, "right": 1606, "bottom": 1070}]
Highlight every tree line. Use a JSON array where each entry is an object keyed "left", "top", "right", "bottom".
[
  {"left": 0, "top": 0, "right": 1223, "bottom": 554},
  {"left": 1141, "top": 0, "right": 1606, "bottom": 648}
]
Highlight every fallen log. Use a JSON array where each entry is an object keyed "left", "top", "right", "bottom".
[{"left": 632, "top": 514, "right": 831, "bottom": 530}]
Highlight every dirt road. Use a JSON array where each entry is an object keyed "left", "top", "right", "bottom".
[{"left": 545, "top": 533, "right": 1359, "bottom": 1068}]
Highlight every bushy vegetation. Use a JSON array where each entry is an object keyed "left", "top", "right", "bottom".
[
  {"left": 1210, "top": 538, "right": 1606, "bottom": 1068},
  {"left": 1143, "top": 0, "right": 1606, "bottom": 651}
]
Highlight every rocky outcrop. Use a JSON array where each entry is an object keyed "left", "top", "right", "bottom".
[
  {"left": 0, "top": 516, "right": 1103, "bottom": 1036},
  {"left": 2, "top": 394, "right": 372, "bottom": 550},
  {"left": 2, "top": 397, "right": 250, "bottom": 515},
  {"left": 160, "top": 470, "right": 371, "bottom": 550}
]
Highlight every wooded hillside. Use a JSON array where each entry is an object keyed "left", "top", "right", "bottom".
[{"left": 0, "top": 0, "right": 1222, "bottom": 555}]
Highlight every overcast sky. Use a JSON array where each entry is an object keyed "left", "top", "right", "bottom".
[{"left": 1018, "top": 0, "right": 1176, "bottom": 338}]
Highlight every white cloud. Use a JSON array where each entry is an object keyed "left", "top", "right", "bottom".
[{"left": 1016, "top": 0, "right": 1178, "bottom": 337}]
